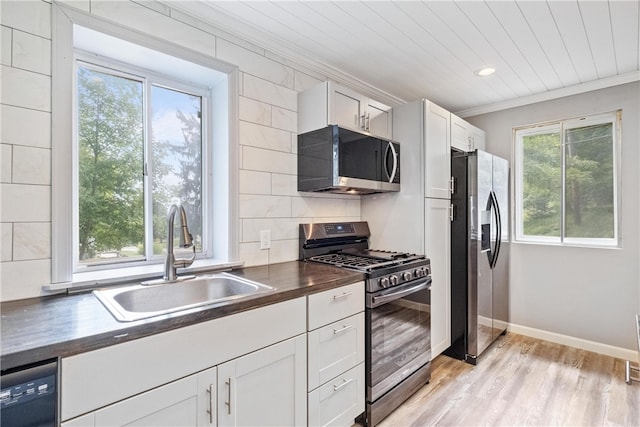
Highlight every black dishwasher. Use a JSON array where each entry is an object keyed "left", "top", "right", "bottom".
[{"left": 1, "top": 359, "right": 57, "bottom": 427}]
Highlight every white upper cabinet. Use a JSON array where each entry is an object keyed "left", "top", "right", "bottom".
[
  {"left": 451, "top": 114, "right": 486, "bottom": 152},
  {"left": 424, "top": 101, "right": 452, "bottom": 200},
  {"left": 298, "top": 81, "right": 393, "bottom": 139}
]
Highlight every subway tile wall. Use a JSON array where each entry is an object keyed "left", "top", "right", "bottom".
[{"left": 0, "top": 0, "right": 361, "bottom": 301}]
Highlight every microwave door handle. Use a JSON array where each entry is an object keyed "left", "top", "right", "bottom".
[{"left": 384, "top": 142, "right": 398, "bottom": 183}]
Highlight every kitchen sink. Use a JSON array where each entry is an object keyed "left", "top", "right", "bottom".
[{"left": 94, "top": 273, "right": 275, "bottom": 322}]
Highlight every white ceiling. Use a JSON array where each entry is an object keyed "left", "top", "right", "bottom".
[{"left": 171, "top": 1, "right": 639, "bottom": 116}]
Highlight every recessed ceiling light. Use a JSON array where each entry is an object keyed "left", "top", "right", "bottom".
[{"left": 475, "top": 67, "right": 496, "bottom": 77}]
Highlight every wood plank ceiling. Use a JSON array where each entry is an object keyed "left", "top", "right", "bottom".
[{"left": 171, "top": 1, "right": 640, "bottom": 115}]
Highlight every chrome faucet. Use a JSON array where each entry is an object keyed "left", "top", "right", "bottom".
[{"left": 163, "top": 204, "right": 196, "bottom": 282}]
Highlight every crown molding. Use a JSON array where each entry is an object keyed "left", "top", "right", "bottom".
[{"left": 455, "top": 71, "right": 640, "bottom": 118}]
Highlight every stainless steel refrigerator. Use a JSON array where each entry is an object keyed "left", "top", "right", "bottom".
[{"left": 445, "top": 149, "right": 509, "bottom": 365}]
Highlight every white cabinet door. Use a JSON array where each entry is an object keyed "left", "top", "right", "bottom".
[
  {"left": 424, "top": 101, "right": 451, "bottom": 199},
  {"left": 425, "top": 198, "right": 451, "bottom": 358},
  {"left": 451, "top": 114, "right": 470, "bottom": 152},
  {"left": 451, "top": 114, "right": 486, "bottom": 152},
  {"left": 469, "top": 124, "right": 486, "bottom": 151},
  {"left": 308, "top": 363, "right": 365, "bottom": 427},
  {"left": 366, "top": 98, "right": 393, "bottom": 139},
  {"left": 218, "top": 335, "right": 307, "bottom": 427},
  {"left": 330, "top": 83, "right": 364, "bottom": 132},
  {"left": 77, "top": 367, "right": 217, "bottom": 427},
  {"left": 307, "top": 312, "right": 365, "bottom": 391}
]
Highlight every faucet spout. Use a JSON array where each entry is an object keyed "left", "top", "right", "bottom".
[{"left": 164, "top": 204, "right": 196, "bottom": 282}]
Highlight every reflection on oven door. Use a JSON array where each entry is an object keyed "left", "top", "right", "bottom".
[{"left": 368, "top": 284, "right": 431, "bottom": 402}]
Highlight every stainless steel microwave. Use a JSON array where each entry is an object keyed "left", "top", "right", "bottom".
[{"left": 297, "top": 125, "right": 400, "bottom": 195}]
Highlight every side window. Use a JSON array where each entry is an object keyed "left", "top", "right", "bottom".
[{"left": 514, "top": 112, "right": 620, "bottom": 247}]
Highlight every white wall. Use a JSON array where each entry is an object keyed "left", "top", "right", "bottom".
[
  {"left": 0, "top": 0, "right": 362, "bottom": 301},
  {"left": 467, "top": 82, "right": 640, "bottom": 352}
]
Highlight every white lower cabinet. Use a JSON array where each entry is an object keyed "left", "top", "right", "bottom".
[
  {"left": 425, "top": 197, "right": 452, "bottom": 358},
  {"left": 218, "top": 335, "right": 307, "bottom": 427},
  {"left": 62, "top": 336, "right": 308, "bottom": 427},
  {"left": 307, "top": 282, "right": 365, "bottom": 427},
  {"left": 62, "top": 367, "right": 217, "bottom": 427},
  {"left": 308, "top": 363, "right": 365, "bottom": 427}
]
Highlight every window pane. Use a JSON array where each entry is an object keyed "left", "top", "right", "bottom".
[
  {"left": 521, "top": 131, "right": 562, "bottom": 237},
  {"left": 77, "top": 66, "right": 144, "bottom": 264},
  {"left": 151, "top": 86, "right": 203, "bottom": 255},
  {"left": 564, "top": 123, "right": 614, "bottom": 239}
]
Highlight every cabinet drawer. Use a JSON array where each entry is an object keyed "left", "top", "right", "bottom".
[
  {"left": 308, "top": 363, "right": 365, "bottom": 427},
  {"left": 308, "top": 282, "right": 364, "bottom": 330},
  {"left": 308, "top": 312, "right": 364, "bottom": 391}
]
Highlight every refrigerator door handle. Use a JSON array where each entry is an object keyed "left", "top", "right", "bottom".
[{"left": 489, "top": 191, "right": 502, "bottom": 269}]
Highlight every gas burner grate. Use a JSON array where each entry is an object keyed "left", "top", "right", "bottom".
[{"left": 308, "top": 253, "right": 411, "bottom": 272}]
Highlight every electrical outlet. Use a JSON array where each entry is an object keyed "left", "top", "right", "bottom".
[{"left": 260, "top": 230, "right": 271, "bottom": 250}]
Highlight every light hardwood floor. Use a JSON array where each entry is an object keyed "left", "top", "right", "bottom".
[{"left": 377, "top": 333, "right": 639, "bottom": 426}]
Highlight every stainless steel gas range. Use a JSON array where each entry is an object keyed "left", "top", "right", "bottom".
[{"left": 300, "top": 221, "right": 432, "bottom": 427}]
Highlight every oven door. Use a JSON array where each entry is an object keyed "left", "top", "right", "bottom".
[{"left": 365, "top": 277, "right": 432, "bottom": 402}]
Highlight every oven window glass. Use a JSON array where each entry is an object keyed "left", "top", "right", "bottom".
[{"left": 369, "top": 287, "right": 431, "bottom": 401}]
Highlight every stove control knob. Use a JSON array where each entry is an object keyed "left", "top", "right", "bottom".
[
  {"left": 380, "top": 277, "right": 390, "bottom": 288},
  {"left": 390, "top": 275, "right": 399, "bottom": 286},
  {"left": 414, "top": 268, "right": 424, "bottom": 278},
  {"left": 403, "top": 272, "right": 413, "bottom": 281}
]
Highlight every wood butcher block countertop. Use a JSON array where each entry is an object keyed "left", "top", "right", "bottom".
[{"left": 0, "top": 261, "right": 364, "bottom": 370}]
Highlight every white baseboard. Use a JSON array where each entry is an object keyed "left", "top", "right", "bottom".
[{"left": 508, "top": 322, "right": 639, "bottom": 363}]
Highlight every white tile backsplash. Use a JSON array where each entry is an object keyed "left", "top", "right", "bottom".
[
  {"left": 0, "top": 184, "right": 50, "bottom": 222},
  {"left": 242, "top": 146, "right": 296, "bottom": 175},
  {"left": 1, "top": 65, "right": 51, "bottom": 111},
  {"left": 292, "top": 197, "right": 349, "bottom": 218},
  {"left": 1, "top": 222, "right": 12, "bottom": 262},
  {"left": 0, "top": 259, "right": 51, "bottom": 302},
  {"left": 1, "top": 144, "right": 11, "bottom": 183},
  {"left": 13, "top": 222, "right": 50, "bottom": 260},
  {"left": 1, "top": 105, "right": 51, "bottom": 148},
  {"left": 239, "top": 169, "right": 271, "bottom": 195},
  {"left": 241, "top": 217, "right": 303, "bottom": 242},
  {"left": 239, "top": 194, "right": 292, "bottom": 218},
  {"left": 271, "top": 173, "right": 298, "bottom": 196},
  {"left": 239, "top": 96, "right": 271, "bottom": 126},
  {"left": 238, "top": 242, "right": 269, "bottom": 267},
  {"left": 12, "top": 145, "right": 50, "bottom": 185},
  {"left": 12, "top": 29, "right": 51, "bottom": 75},
  {"left": 0, "top": 0, "right": 51, "bottom": 39},
  {"left": 269, "top": 239, "right": 298, "bottom": 264},
  {"left": 239, "top": 121, "right": 291, "bottom": 152},
  {"left": 217, "top": 38, "right": 294, "bottom": 89},
  {"left": 243, "top": 74, "right": 297, "bottom": 111},
  {"left": 1, "top": 26, "right": 11, "bottom": 66},
  {"left": 272, "top": 106, "right": 297, "bottom": 133}
]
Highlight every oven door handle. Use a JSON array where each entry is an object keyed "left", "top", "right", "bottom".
[{"left": 370, "top": 278, "right": 431, "bottom": 308}]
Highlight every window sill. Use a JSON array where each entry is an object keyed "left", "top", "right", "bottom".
[
  {"left": 512, "top": 240, "right": 621, "bottom": 250},
  {"left": 43, "top": 259, "right": 244, "bottom": 292}
]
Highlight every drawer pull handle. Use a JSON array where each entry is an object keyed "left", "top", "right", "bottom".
[
  {"left": 333, "top": 291, "right": 352, "bottom": 300},
  {"left": 333, "top": 324, "right": 353, "bottom": 335},
  {"left": 225, "top": 378, "right": 232, "bottom": 415},
  {"left": 206, "top": 385, "right": 214, "bottom": 424},
  {"left": 333, "top": 378, "right": 354, "bottom": 391}
]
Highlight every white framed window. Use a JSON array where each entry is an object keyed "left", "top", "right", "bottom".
[
  {"left": 50, "top": 5, "right": 239, "bottom": 289},
  {"left": 514, "top": 111, "right": 621, "bottom": 247},
  {"left": 73, "top": 57, "right": 210, "bottom": 270}
]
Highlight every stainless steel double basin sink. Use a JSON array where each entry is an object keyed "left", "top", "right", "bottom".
[{"left": 94, "top": 273, "right": 275, "bottom": 322}]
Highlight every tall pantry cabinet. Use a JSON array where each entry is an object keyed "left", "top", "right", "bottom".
[{"left": 361, "top": 99, "right": 452, "bottom": 357}]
